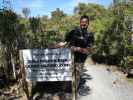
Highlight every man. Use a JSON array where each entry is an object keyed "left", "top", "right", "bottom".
[
  {"left": 58, "top": 15, "right": 94, "bottom": 68},
  {"left": 58, "top": 15, "right": 94, "bottom": 60},
  {"left": 65, "top": 15, "right": 94, "bottom": 62},
  {"left": 57, "top": 15, "right": 94, "bottom": 97}
]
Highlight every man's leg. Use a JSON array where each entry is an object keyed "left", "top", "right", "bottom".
[{"left": 74, "top": 63, "right": 84, "bottom": 98}]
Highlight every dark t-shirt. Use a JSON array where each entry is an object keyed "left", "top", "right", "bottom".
[{"left": 65, "top": 27, "right": 94, "bottom": 63}]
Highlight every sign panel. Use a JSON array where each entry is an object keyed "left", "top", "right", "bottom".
[{"left": 20, "top": 48, "right": 72, "bottom": 81}]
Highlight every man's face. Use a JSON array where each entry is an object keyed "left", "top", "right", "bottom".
[{"left": 80, "top": 18, "right": 89, "bottom": 29}]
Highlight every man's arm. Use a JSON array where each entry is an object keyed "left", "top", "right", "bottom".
[
  {"left": 70, "top": 46, "right": 92, "bottom": 54},
  {"left": 81, "top": 32, "right": 94, "bottom": 54},
  {"left": 51, "top": 42, "right": 93, "bottom": 54}
]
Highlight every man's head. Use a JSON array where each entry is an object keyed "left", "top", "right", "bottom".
[{"left": 80, "top": 15, "right": 89, "bottom": 29}]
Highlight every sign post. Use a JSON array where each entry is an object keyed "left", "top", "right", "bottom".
[{"left": 19, "top": 48, "right": 75, "bottom": 99}]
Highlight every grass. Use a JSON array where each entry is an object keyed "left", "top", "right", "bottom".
[{"left": 127, "top": 78, "right": 133, "bottom": 84}]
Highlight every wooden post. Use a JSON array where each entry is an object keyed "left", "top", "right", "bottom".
[
  {"left": 71, "top": 52, "right": 76, "bottom": 100},
  {"left": 11, "top": 53, "right": 16, "bottom": 79},
  {"left": 19, "top": 51, "right": 31, "bottom": 100}
]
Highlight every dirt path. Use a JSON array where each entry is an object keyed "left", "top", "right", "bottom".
[
  {"left": 1, "top": 62, "right": 133, "bottom": 100},
  {"left": 78, "top": 63, "right": 133, "bottom": 100}
]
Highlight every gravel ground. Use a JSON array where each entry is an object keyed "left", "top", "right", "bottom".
[{"left": 78, "top": 64, "right": 133, "bottom": 100}]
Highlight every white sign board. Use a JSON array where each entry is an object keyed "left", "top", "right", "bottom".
[{"left": 20, "top": 48, "right": 72, "bottom": 81}]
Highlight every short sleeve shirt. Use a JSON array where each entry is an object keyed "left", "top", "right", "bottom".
[{"left": 65, "top": 27, "right": 94, "bottom": 63}]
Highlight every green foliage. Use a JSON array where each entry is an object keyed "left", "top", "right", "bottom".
[
  {"left": 0, "top": 9, "right": 20, "bottom": 78},
  {"left": 0, "top": 9, "right": 18, "bottom": 45},
  {"left": 94, "top": 3, "right": 133, "bottom": 67},
  {"left": 29, "top": 17, "right": 41, "bottom": 33},
  {"left": 75, "top": 3, "right": 110, "bottom": 20},
  {"left": 126, "top": 56, "right": 133, "bottom": 68},
  {"left": 51, "top": 8, "right": 66, "bottom": 21}
]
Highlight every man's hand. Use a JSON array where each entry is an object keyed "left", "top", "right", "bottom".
[
  {"left": 49, "top": 42, "right": 67, "bottom": 48},
  {"left": 71, "top": 46, "right": 92, "bottom": 54},
  {"left": 71, "top": 46, "right": 81, "bottom": 52},
  {"left": 80, "top": 48, "right": 89, "bottom": 54},
  {"left": 56, "top": 42, "right": 67, "bottom": 48}
]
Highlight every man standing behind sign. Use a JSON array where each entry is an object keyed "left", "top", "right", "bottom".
[{"left": 58, "top": 15, "right": 94, "bottom": 96}]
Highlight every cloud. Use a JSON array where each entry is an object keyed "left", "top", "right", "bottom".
[
  {"left": 18, "top": 0, "right": 44, "bottom": 9},
  {"left": 60, "top": 0, "right": 100, "bottom": 14},
  {"left": 73, "top": 0, "right": 100, "bottom": 6},
  {"left": 76, "top": 0, "right": 99, "bottom": 3},
  {"left": 28, "top": 0, "right": 44, "bottom": 8}
]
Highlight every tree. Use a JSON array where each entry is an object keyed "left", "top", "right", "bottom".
[
  {"left": 51, "top": 8, "right": 66, "bottom": 21},
  {"left": 22, "top": 8, "right": 30, "bottom": 18},
  {"left": 29, "top": 17, "right": 40, "bottom": 33},
  {"left": 95, "top": 3, "right": 131, "bottom": 66},
  {"left": 0, "top": 9, "right": 19, "bottom": 78},
  {"left": 74, "top": 3, "right": 109, "bottom": 20}
]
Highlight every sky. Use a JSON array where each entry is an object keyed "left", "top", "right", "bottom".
[{"left": 0, "top": 0, "right": 113, "bottom": 17}]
